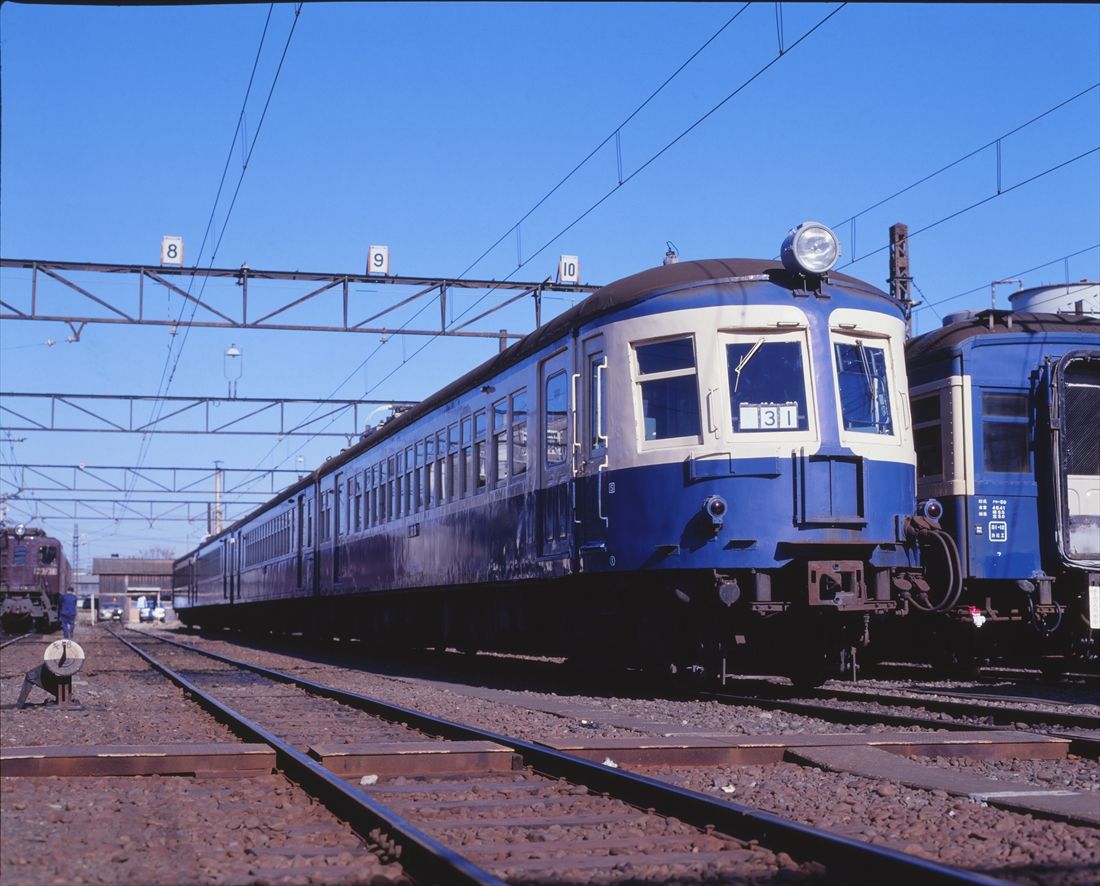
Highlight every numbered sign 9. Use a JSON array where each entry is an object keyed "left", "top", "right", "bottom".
[
  {"left": 558, "top": 254, "right": 580, "bottom": 285},
  {"left": 160, "top": 236, "right": 184, "bottom": 267},
  {"left": 367, "top": 245, "right": 390, "bottom": 276}
]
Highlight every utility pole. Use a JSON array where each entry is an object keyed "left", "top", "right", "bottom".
[
  {"left": 213, "top": 461, "right": 224, "bottom": 534},
  {"left": 72, "top": 523, "right": 79, "bottom": 574},
  {"left": 888, "top": 223, "right": 915, "bottom": 340}
]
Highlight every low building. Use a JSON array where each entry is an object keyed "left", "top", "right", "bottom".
[{"left": 91, "top": 556, "right": 174, "bottom": 623}]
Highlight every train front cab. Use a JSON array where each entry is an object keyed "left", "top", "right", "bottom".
[{"left": 909, "top": 325, "right": 1099, "bottom": 668}]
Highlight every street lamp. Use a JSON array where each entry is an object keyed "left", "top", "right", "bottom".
[{"left": 224, "top": 344, "right": 243, "bottom": 398}]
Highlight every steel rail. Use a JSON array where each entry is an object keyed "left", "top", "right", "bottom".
[
  {"left": 109, "top": 629, "right": 503, "bottom": 886},
  {"left": 0, "top": 633, "right": 32, "bottom": 650},
  {"left": 802, "top": 685, "right": 1100, "bottom": 730},
  {"left": 136, "top": 630, "right": 1008, "bottom": 886}
]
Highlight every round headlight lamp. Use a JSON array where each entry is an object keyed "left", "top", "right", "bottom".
[
  {"left": 918, "top": 498, "right": 944, "bottom": 521},
  {"left": 781, "top": 221, "right": 841, "bottom": 275}
]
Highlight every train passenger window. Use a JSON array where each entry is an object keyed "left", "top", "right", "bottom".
[
  {"left": 834, "top": 341, "right": 894, "bottom": 435},
  {"left": 424, "top": 437, "right": 435, "bottom": 508},
  {"left": 982, "top": 391, "right": 1030, "bottom": 473},
  {"left": 354, "top": 475, "right": 362, "bottom": 532},
  {"left": 306, "top": 499, "right": 313, "bottom": 546},
  {"left": 725, "top": 339, "right": 809, "bottom": 433},
  {"left": 405, "top": 446, "right": 414, "bottom": 514},
  {"left": 460, "top": 418, "right": 473, "bottom": 496},
  {"left": 511, "top": 390, "right": 528, "bottom": 475},
  {"left": 474, "top": 411, "right": 487, "bottom": 490},
  {"left": 447, "top": 424, "right": 459, "bottom": 500},
  {"left": 493, "top": 398, "right": 509, "bottom": 484},
  {"left": 634, "top": 337, "right": 701, "bottom": 441},
  {"left": 544, "top": 371, "right": 568, "bottom": 465}
]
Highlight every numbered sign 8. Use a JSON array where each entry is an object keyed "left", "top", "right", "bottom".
[
  {"left": 160, "top": 236, "right": 184, "bottom": 267},
  {"left": 558, "top": 255, "right": 580, "bottom": 285},
  {"left": 367, "top": 245, "right": 390, "bottom": 276}
]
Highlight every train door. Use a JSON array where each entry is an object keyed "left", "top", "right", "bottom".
[
  {"left": 576, "top": 334, "right": 609, "bottom": 558},
  {"left": 332, "top": 472, "right": 343, "bottom": 584},
  {"left": 221, "top": 538, "right": 229, "bottom": 601},
  {"left": 538, "top": 349, "right": 574, "bottom": 560},
  {"left": 296, "top": 495, "right": 305, "bottom": 589},
  {"left": 1050, "top": 351, "right": 1100, "bottom": 567}
]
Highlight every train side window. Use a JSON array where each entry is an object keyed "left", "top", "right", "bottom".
[
  {"left": 306, "top": 499, "right": 313, "bottom": 546},
  {"left": 474, "top": 411, "right": 488, "bottom": 490},
  {"left": 511, "top": 390, "right": 528, "bottom": 475},
  {"left": 424, "top": 436, "right": 434, "bottom": 509},
  {"left": 354, "top": 474, "right": 362, "bottom": 532},
  {"left": 544, "top": 371, "right": 568, "bottom": 465},
  {"left": 589, "top": 352, "right": 606, "bottom": 451},
  {"left": 447, "top": 424, "right": 459, "bottom": 500},
  {"left": 493, "top": 398, "right": 509, "bottom": 484},
  {"left": 437, "top": 430, "right": 447, "bottom": 502},
  {"left": 460, "top": 418, "right": 473, "bottom": 497},
  {"left": 982, "top": 391, "right": 1030, "bottom": 473},
  {"left": 911, "top": 394, "right": 943, "bottom": 478},
  {"left": 633, "top": 337, "right": 701, "bottom": 441}
]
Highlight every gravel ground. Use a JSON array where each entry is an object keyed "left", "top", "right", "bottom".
[
  {"left": 0, "top": 627, "right": 236, "bottom": 747},
  {"left": 160, "top": 628, "right": 1100, "bottom": 886},
  {"left": 0, "top": 775, "right": 408, "bottom": 885},
  {"left": 633, "top": 762, "right": 1100, "bottom": 886}
]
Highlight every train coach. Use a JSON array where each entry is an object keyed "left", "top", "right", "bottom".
[
  {"left": 176, "top": 222, "right": 949, "bottom": 683},
  {"left": 905, "top": 286, "right": 1099, "bottom": 672},
  {"left": 0, "top": 524, "right": 69, "bottom": 633}
]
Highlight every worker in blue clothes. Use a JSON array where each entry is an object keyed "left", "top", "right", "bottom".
[{"left": 60, "top": 587, "right": 78, "bottom": 639}]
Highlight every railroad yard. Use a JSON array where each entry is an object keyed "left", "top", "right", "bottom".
[{"left": 1, "top": 623, "right": 1097, "bottom": 885}]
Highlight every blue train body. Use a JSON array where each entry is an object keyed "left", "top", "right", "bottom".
[
  {"left": 906, "top": 308, "right": 1100, "bottom": 667},
  {"left": 176, "top": 228, "right": 942, "bottom": 681}
]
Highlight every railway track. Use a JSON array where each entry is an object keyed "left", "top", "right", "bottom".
[
  {"left": 113, "top": 628, "right": 1005, "bottom": 886},
  {"left": 697, "top": 684, "right": 1100, "bottom": 759},
  {"left": 0, "top": 632, "right": 31, "bottom": 650}
]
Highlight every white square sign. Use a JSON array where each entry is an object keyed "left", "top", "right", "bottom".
[
  {"left": 160, "top": 236, "right": 184, "bottom": 266},
  {"left": 558, "top": 255, "right": 580, "bottom": 284},
  {"left": 367, "top": 245, "right": 390, "bottom": 276}
]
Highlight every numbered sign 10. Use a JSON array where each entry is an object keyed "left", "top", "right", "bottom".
[
  {"left": 367, "top": 245, "right": 390, "bottom": 276},
  {"left": 558, "top": 255, "right": 580, "bottom": 284},
  {"left": 160, "top": 236, "right": 184, "bottom": 267}
]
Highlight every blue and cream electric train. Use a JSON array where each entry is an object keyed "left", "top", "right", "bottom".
[
  {"left": 905, "top": 285, "right": 1099, "bottom": 672},
  {"left": 175, "top": 222, "right": 946, "bottom": 682}
]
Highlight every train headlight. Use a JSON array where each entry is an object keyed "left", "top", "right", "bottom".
[
  {"left": 918, "top": 499, "right": 943, "bottom": 521},
  {"left": 781, "top": 221, "right": 840, "bottom": 275},
  {"left": 15, "top": 524, "right": 25, "bottom": 537}
]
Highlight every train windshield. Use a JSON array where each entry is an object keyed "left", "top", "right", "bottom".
[
  {"left": 834, "top": 340, "right": 894, "bottom": 434},
  {"left": 1057, "top": 355, "right": 1100, "bottom": 562},
  {"left": 725, "top": 339, "right": 809, "bottom": 432}
]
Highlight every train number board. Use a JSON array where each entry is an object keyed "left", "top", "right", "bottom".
[{"left": 740, "top": 401, "right": 798, "bottom": 430}]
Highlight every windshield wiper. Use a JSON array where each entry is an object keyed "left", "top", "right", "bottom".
[
  {"left": 733, "top": 338, "right": 765, "bottom": 393},
  {"left": 855, "top": 340, "right": 875, "bottom": 411}
]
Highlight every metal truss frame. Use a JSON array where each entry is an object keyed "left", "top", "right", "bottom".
[
  {"left": 1, "top": 463, "right": 302, "bottom": 498},
  {"left": 0, "top": 258, "right": 600, "bottom": 342},
  {"left": 0, "top": 392, "right": 416, "bottom": 439},
  {"left": 1, "top": 495, "right": 253, "bottom": 526}
]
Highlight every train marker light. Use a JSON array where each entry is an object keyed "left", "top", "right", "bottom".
[
  {"left": 781, "top": 221, "right": 840, "bottom": 275},
  {"left": 702, "top": 495, "right": 728, "bottom": 534},
  {"left": 918, "top": 498, "right": 944, "bottom": 521}
]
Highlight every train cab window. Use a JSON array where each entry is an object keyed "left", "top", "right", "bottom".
[
  {"left": 982, "top": 391, "right": 1030, "bottom": 473},
  {"left": 39, "top": 545, "right": 57, "bottom": 565},
  {"left": 912, "top": 394, "right": 943, "bottom": 478},
  {"left": 834, "top": 340, "right": 894, "bottom": 435},
  {"left": 474, "top": 411, "right": 488, "bottom": 490},
  {"left": 725, "top": 338, "right": 809, "bottom": 433},
  {"left": 493, "top": 399, "right": 509, "bottom": 484},
  {"left": 544, "top": 371, "right": 568, "bottom": 465},
  {"left": 511, "top": 390, "right": 528, "bottom": 476},
  {"left": 634, "top": 337, "right": 701, "bottom": 441}
]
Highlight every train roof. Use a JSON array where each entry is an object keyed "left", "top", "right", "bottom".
[
  {"left": 193, "top": 259, "right": 891, "bottom": 551},
  {"left": 907, "top": 309, "right": 1100, "bottom": 365}
]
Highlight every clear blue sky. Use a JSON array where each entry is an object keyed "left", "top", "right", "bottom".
[{"left": 1, "top": 2, "right": 1098, "bottom": 561}]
